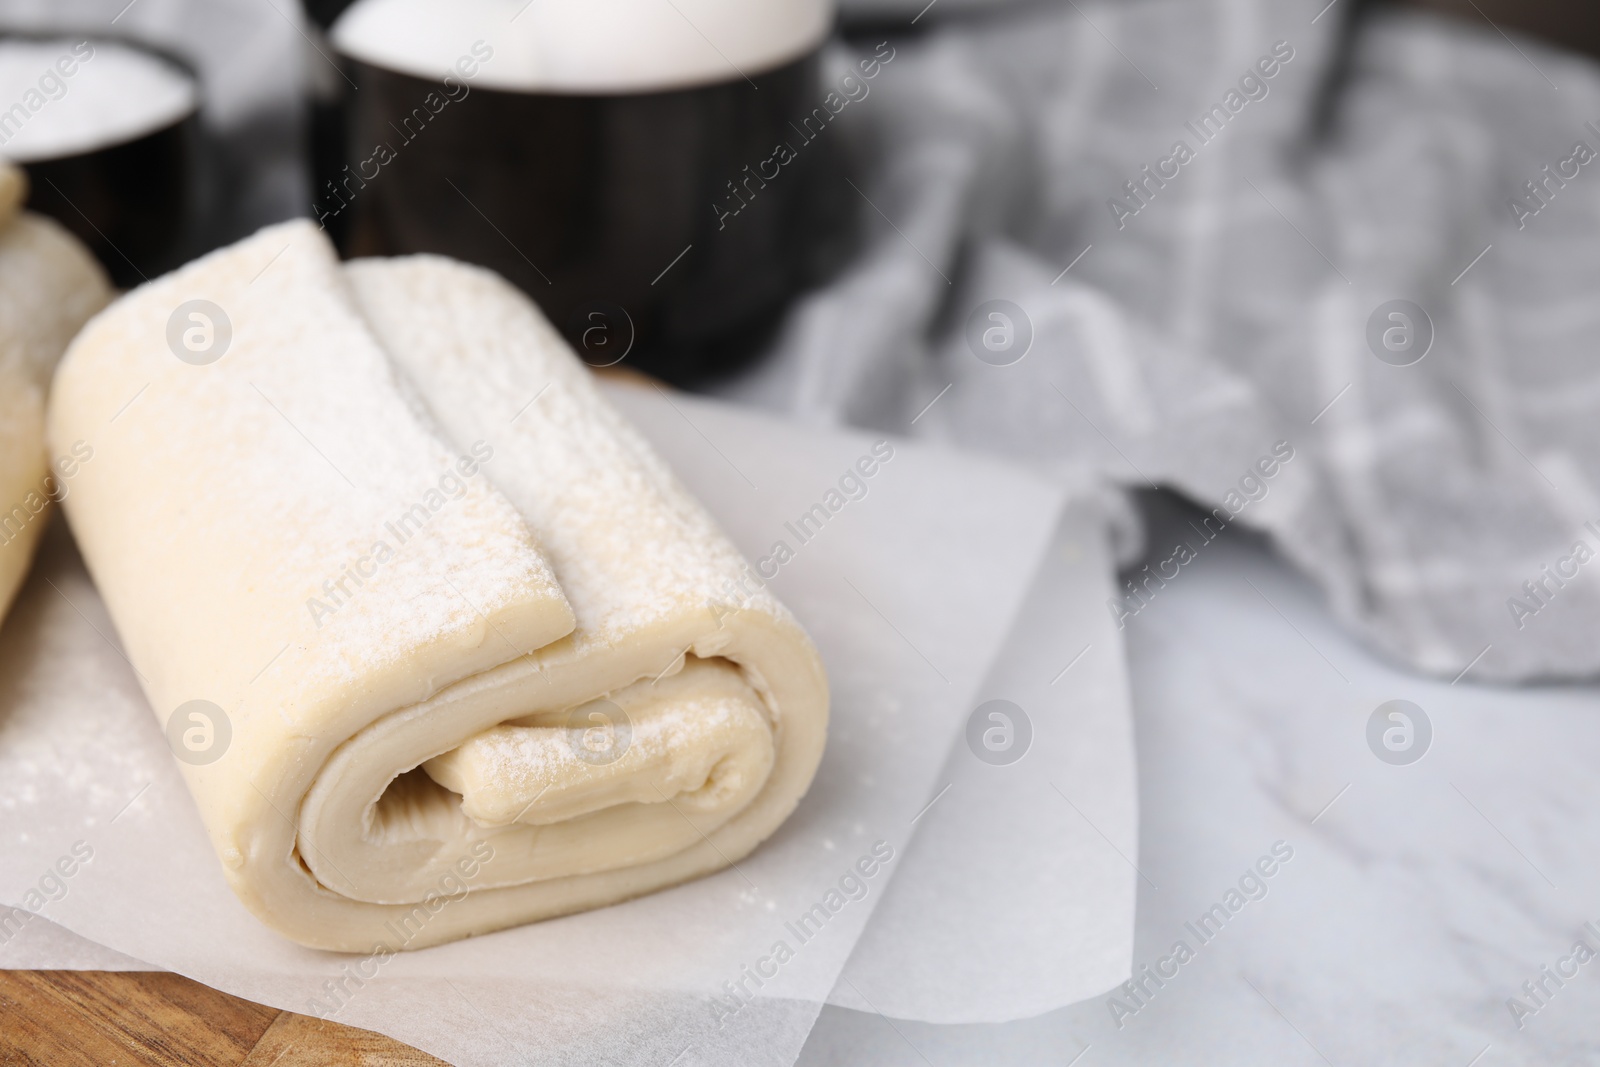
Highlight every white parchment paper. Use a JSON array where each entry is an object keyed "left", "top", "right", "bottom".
[
  {"left": 0, "top": 385, "right": 1067, "bottom": 1065},
  {"left": 826, "top": 501, "right": 1138, "bottom": 1022},
  {"left": 0, "top": 502, "right": 1142, "bottom": 1029}
]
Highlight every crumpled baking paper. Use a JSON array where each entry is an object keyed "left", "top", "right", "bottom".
[{"left": 0, "top": 385, "right": 1126, "bottom": 1065}]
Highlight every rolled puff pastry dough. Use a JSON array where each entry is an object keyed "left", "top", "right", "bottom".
[
  {"left": 0, "top": 162, "right": 112, "bottom": 624},
  {"left": 47, "top": 220, "right": 828, "bottom": 951}
]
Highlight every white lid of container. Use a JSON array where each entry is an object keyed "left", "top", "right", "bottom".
[
  {"left": 0, "top": 38, "right": 197, "bottom": 164},
  {"left": 331, "top": 0, "right": 834, "bottom": 94}
]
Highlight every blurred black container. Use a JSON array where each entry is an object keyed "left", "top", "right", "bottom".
[
  {"left": 304, "top": 0, "right": 358, "bottom": 251},
  {"left": 333, "top": 54, "right": 844, "bottom": 383},
  {"left": 0, "top": 35, "right": 200, "bottom": 287}
]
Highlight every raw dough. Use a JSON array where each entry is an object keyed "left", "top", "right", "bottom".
[
  {"left": 0, "top": 161, "right": 111, "bottom": 625},
  {"left": 48, "top": 220, "right": 827, "bottom": 951}
]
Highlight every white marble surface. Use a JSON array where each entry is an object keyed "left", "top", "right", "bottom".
[{"left": 801, "top": 496, "right": 1600, "bottom": 1066}]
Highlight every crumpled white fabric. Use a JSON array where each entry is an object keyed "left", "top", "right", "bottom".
[{"left": 727, "top": 0, "right": 1600, "bottom": 682}]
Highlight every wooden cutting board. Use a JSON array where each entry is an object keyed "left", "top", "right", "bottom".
[{"left": 0, "top": 971, "right": 449, "bottom": 1065}]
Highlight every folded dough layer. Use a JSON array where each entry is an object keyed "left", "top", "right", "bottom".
[
  {"left": 0, "top": 164, "right": 112, "bottom": 625},
  {"left": 48, "top": 220, "right": 827, "bottom": 951}
]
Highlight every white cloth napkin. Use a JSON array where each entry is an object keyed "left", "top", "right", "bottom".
[{"left": 728, "top": 0, "right": 1600, "bottom": 683}]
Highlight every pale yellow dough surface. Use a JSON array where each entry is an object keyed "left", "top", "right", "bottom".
[
  {"left": 48, "top": 221, "right": 827, "bottom": 951},
  {"left": 0, "top": 162, "right": 112, "bottom": 625}
]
